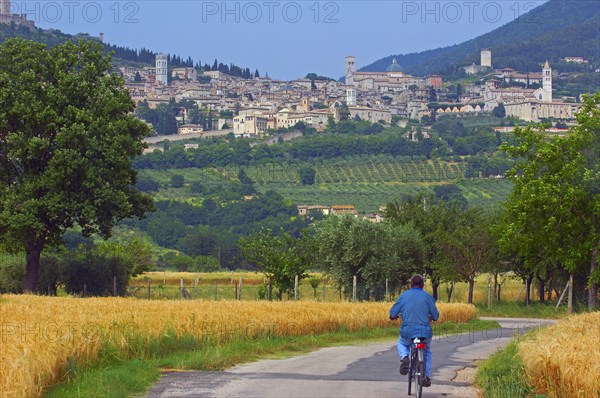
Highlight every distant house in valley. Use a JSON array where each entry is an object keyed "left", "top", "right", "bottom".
[
  {"left": 178, "top": 124, "right": 203, "bottom": 135},
  {"left": 297, "top": 205, "right": 360, "bottom": 217}
]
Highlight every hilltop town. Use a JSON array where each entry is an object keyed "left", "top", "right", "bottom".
[
  {"left": 120, "top": 48, "right": 588, "bottom": 140},
  {"left": 0, "top": 0, "right": 593, "bottom": 140}
]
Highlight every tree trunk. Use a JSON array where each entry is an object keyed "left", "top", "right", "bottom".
[
  {"left": 432, "top": 280, "right": 439, "bottom": 301},
  {"left": 497, "top": 284, "right": 502, "bottom": 303},
  {"left": 23, "top": 237, "right": 45, "bottom": 293},
  {"left": 467, "top": 278, "right": 475, "bottom": 304},
  {"left": 589, "top": 246, "right": 598, "bottom": 311},
  {"left": 447, "top": 281, "right": 454, "bottom": 303},
  {"left": 537, "top": 276, "right": 546, "bottom": 304}
]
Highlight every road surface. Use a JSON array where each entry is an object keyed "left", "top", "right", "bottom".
[
  {"left": 142, "top": 130, "right": 233, "bottom": 153},
  {"left": 144, "top": 318, "right": 554, "bottom": 398}
]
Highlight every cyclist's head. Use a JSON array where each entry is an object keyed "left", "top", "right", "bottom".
[{"left": 410, "top": 274, "right": 425, "bottom": 288}]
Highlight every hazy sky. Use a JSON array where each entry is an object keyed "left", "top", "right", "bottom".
[{"left": 21, "top": 0, "right": 547, "bottom": 79}]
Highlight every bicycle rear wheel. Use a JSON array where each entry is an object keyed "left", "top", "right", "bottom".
[
  {"left": 407, "top": 363, "right": 413, "bottom": 395},
  {"left": 415, "top": 360, "right": 425, "bottom": 398}
]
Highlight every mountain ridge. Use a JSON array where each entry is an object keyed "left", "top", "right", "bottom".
[{"left": 361, "top": 0, "right": 600, "bottom": 75}]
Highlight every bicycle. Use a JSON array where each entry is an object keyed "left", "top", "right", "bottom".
[{"left": 407, "top": 337, "right": 427, "bottom": 398}]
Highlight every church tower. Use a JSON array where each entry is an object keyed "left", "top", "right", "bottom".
[
  {"left": 542, "top": 60, "right": 552, "bottom": 102},
  {"left": 345, "top": 56, "right": 356, "bottom": 86},
  {"left": 155, "top": 54, "right": 168, "bottom": 86},
  {"left": 301, "top": 97, "right": 310, "bottom": 113}
]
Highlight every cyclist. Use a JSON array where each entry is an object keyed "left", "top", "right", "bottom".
[{"left": 389, "top": 274, "right": 439, "bottom": 387}]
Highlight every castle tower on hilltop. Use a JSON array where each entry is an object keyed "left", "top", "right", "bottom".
[
  {"left": 345, "top": 55, "right": 356, "bottom": 86},
  {"left": 542, "top": 60, "right": 552, "bottom": 102},
  {"left": 155, "top": 53, "right": 168, "bottom": 86},
  {"left": 481, "top": 49, "right": 492, "bottom": 68},
  {"left": 0, "top": 0, "right": 34, "bottom": 27},
  {"left": 0, "top": 0, "right": 10, "bottom": 15}
]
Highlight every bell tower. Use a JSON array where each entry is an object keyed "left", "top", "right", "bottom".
[
  {"left": 345, "top": 55, "right": 356, "bottom": 86},
  {"left": 542, "top": 60, "right": 552, "bottom": 102}
]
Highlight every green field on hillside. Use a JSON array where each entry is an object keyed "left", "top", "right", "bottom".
[
  {"left": 223, "top": 157, "right": 467, "bottom": 184},
  {"left": 254, "top": 179, "right": 512, "bottom": 213},
  {"left": 141, "top": 157, "right": 468, "bottom": 186},
  {"left": 139, "top": 156, "right": 514, "bottom": 213}
]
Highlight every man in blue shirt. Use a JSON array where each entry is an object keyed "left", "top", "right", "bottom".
[{"left": 389, "top": 274, "right": 439, "bottom": 387}]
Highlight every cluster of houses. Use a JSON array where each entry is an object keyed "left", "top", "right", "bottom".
[
  {"left": 120, "top": 47, "right": 587, "bottom": 141},
  {"left": 461, "top": 51, "right": 583, "bottom": 122},
  {"left": 122, "top": 54, "right": 434, "bottom": 137}
]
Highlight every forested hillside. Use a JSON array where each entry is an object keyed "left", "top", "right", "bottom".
[
  {"left": 0, "top": 22, "right": 257, "bottom": 73},
  {"left": 361, "top": 0, "right": 600, "bottom": 76}
]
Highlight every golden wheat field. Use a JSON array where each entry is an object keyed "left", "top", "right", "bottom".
[
  {"left": 519, "top": 311, "right": 600, "bottom": 398},
  {"left": 134, "top": 271, "right": 265, "bottom": 286},
  {"left": 0, "top": 295, "right": 476, "bottom": 398},
  {"left": 131, "top": 271, "right": 531, "bottom": 304}
]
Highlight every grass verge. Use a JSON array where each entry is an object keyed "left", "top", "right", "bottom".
[
  {"left": 44, "top": 319, "right": 499, "bottom": 398},
  {"left": 475, "top": 334, "right": 542, "bottom": 398},
  {"left": 474, "top": 301, "right": 570, "bottom": 318}
]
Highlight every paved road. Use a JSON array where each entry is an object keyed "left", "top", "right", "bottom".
[
  {"left": 144, "top": 318, "right": 554, "bottom": 398},
  {"left": 143, "top": 130, "right": 233, "bottom": 145}
]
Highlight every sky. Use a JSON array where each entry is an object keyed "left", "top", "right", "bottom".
[{"left": 18, "top": 0, "right": 547, "bottom": 80}]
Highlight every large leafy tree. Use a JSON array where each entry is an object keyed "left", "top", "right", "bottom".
[
  {"left": 313, "top": 215, "right": 424, "bottom": 300},
  {"left": 434, "top": 206, "right": 497, "bottom": 304},
  {"left": 240, "top": 227, "right": 308, "bottom": 300},
  {"left": 0, "top": 39, "right": 154, "bottom": 292},
  {"left": 383, "top": 195, "right": 468, "bottom": 300},
  {"left": 500, "top": 92, "right": 600, "bottom": 310}
]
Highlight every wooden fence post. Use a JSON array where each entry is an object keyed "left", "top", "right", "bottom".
[
  {"left": 294, "top": 275, "right": 299, "bottom": 301},
  {"left": 487, "top": 275, "right": 492, "bottom": 310},
  {"left": 515, "top": 283, "right": 526, "bottom": 302},
  {"left": 180, "top": 277, "right": 184, "bottom": 299},
  {"left": 385, "top": 279, "right": 389, "bottom": 302},
  {"left": 113, "top": 276, "right": 117, "bottom": 297},
  {"left": 268, "top": 280, "right": 273, "bottom": 301},
  {"left": 567, "top": 273, "right": 573, "bottom": 314},
  {"left": 147, "top": 277, "right": 151, "bottom": 300},
  {"left": 352, "top": 275, "right": 357, "bottom": 302},
  {"left": 556, "top": 280, "right": 570, "bottom": 309}
]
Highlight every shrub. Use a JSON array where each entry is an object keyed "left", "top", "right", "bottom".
[
  {"left": 0, "top": 253, "right": 61, "bottom": 294},
  {"left": 171, "top": 174, "right": 184, "bottom": 188},
  {"left": 136, "top": 175, "right": 160, "bottom": 192},
  {"left": 0, "top": 254, "right": 25, "bottom": 293},
  {"left": 61, "top": 249, "right": 130, "bottom": 296}
]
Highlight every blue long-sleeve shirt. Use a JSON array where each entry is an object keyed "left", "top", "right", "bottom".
[{"left": 389, "top": 287, "right": 439, "bottom": 340}]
